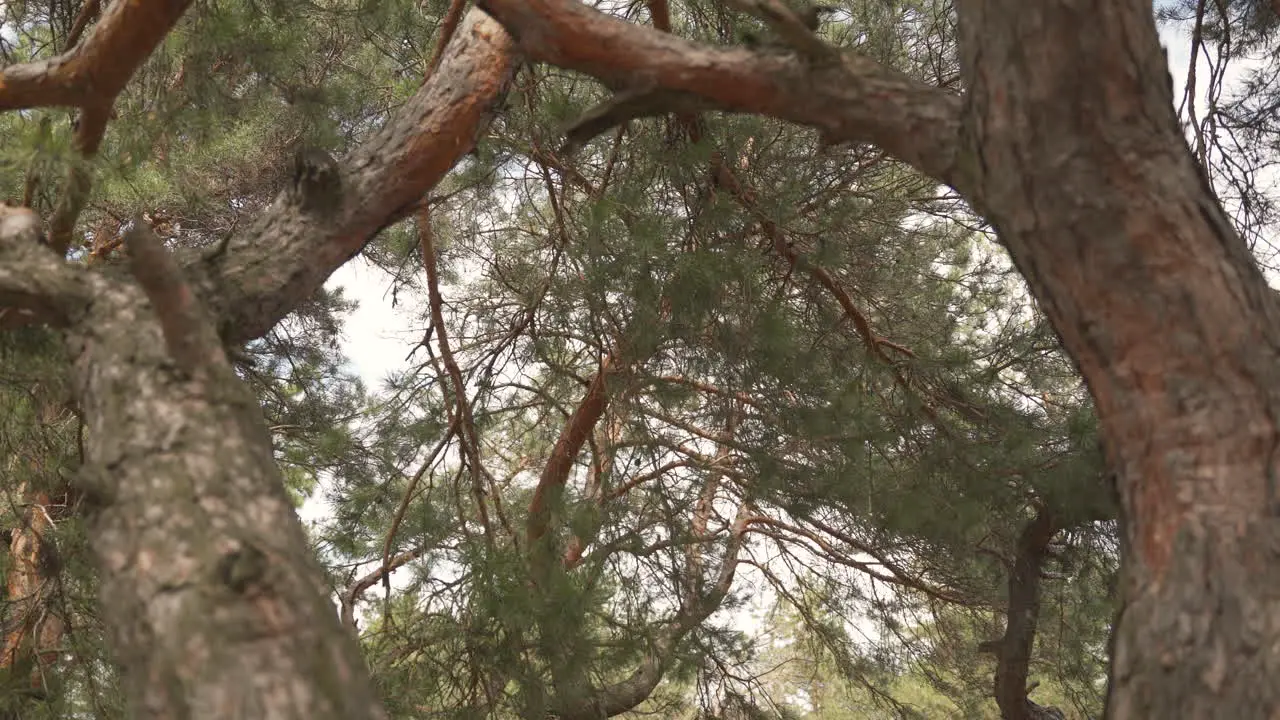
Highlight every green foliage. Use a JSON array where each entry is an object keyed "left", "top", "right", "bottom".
[{"left": 12, "top": 0, "right": 1254, "bottom": 716}]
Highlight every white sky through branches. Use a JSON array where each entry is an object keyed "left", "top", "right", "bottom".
[{"left": 305, "top": 21, "right": 1273, "bottom": 655}]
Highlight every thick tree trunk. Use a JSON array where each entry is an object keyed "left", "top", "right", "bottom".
[
  {"left": 0, "top": 10, "right": 513, "bottom": 716},
  {"left": 955, "top": 1, "right": 1280, "bottom": 716},
  {"left": 66, "top": 275, "right": 385, "bottom": 719}
]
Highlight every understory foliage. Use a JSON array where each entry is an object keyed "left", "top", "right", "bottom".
[{"left": 0, "top": 0, "right": 1274, "bottom": 718}]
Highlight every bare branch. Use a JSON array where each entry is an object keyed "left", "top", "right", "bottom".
[
  {"left": 977, "top": 508, "right": 1062, "bottom": 720},
  {"left": 721, "top": 0, "right": 838, "bottom": 61},
  {"left": 63, "top": 0, "right": 103, "bottom": 52},
  {"left": 424, "top": 0, "right": 470, "bottom": 77},
  {"left": 124, "top": 220, "right": 230, "bottom": 377},
  {"left": 340, "top": 547, "right": 427, "bottom": 631},
  {"left": 562, "top": 84, "right": 711, "bottom": 154},
  {"left": 418, "top": 205, "right": 495, "bottom": 544},
  {"left": 46, "top": 102, "right": 111, "bottom": 256}
]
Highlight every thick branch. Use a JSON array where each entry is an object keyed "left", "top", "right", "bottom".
[
  {"left": 206, "top": 9, "right": 516, "bottom": 344},
  {"left": 0, "top": 206, "right": 90, "bottom": 327},
  {"left": 0, "top": 0, "right": 193, "bottom": 111},
  {"left": 475, "top": 0, "right": 965, "bottom": 188}
]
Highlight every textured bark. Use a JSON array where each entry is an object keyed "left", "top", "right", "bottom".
[
  {"left": 202, "top": 11, "right": 516, "bottom": 344},
  {"left": 62, "top": 248, "right": 385, "bottom": 718},
  {"left": 0, "top": 0, "right": 193, "bottom": 111},
  {"left": 0, "top": 10, "right": 516, "bottom": 719},
  {"left": 474, "top": 0, "right": 1280, "bottom": 716},
  {"left": 475, "top": 0, "right": 965, "bottom": 187},
  {"left": 953, "top": 2, "right": 1280, "bottom": 716},
  {"left": 0, "top": 0, "right": 1274, "bottom": 716}
]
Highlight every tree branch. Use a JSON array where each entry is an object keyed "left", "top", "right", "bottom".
[
  {"left": 554, "top": 506, "right": 751, "bottom": 720},
  {"left": 124, "top": 220, "right": 229, "bottom": 378},
  {"left": 63, "top": 0, "right": 103, "bottom": 52},
  {"left": 339, "top": 547, "right": 427, "bottom": 630},
  {"left": 977, "top": 507, "right": 1062, "bottom": 720},
  {"left": 0, "top": 206, "right": 90, "bottom": 327},
  {"left": 0, "top": 0, "right": 194, "bottom": 111},
  {"left": 205, "top": 9, "right": 516, "bottom": 344},
  {"left": 527, "top": 357, "right": 617, "bottom": 555},
  {"left": 475, "top": 0, "right": 966, "bottom": 188}
]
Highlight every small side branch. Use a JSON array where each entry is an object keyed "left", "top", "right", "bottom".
[
  {"left": 722, "top": 0, "right": 838, "bottom": 61},
  {"left": 124, "top": 221, "right": 229, "bottom": 378},
  {"left": 339, "top": 547, "right": 427, "bottom": 630},
  {"left": 562, "top": 84, "right": 710, "bottom": 154},
  {"left": 47, "top": 103, "right": 111, "bottom": 256}
]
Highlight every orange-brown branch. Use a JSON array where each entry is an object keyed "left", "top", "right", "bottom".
[
  {"left": 424, "top": 0, "right": 469, "bottom": 77},
  {"left": 527, "top": 357, "right": 617, "bottom": 548},
  {"left": 63, "top": 0, "right": 103, "bottom": 51},
  {"left": 0, "top": 0, "right": 194, "bottom": 111},
  {"left": 215, "top": 10, "right": 517, "bottom": 343},
  {"left": 475, "top": 0, "right": 963, "bottom": 185}
]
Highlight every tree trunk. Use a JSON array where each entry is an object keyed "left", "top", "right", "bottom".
[
  {"left": 0, "top": 8, "right": 513, "bottom": 716},
  {"left": 979, "top": 508, "right": 1061, "bottom": 720},
  {"left": 954, "top": 1, "right": 1280, "bottom": 716},
  {"left": 66, "top": 276, "right": 385, "bottom": 719}
]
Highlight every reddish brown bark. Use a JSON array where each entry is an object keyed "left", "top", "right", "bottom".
[
  {"left": 1, "top": 488, "right": 63, "bottom": 699},
  {"left": 527, "top": 358, "right": 617, "bottom": 550},
  {"left": 424, "top": 0, "right": 470, "bottom": 78},
  {"left": 0, "top": 0, "right": 192, "bottom": 111}
]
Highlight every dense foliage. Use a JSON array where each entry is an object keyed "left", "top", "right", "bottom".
[{"left": 0, "top": 0, "right": 1274, "bottom": 718}]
